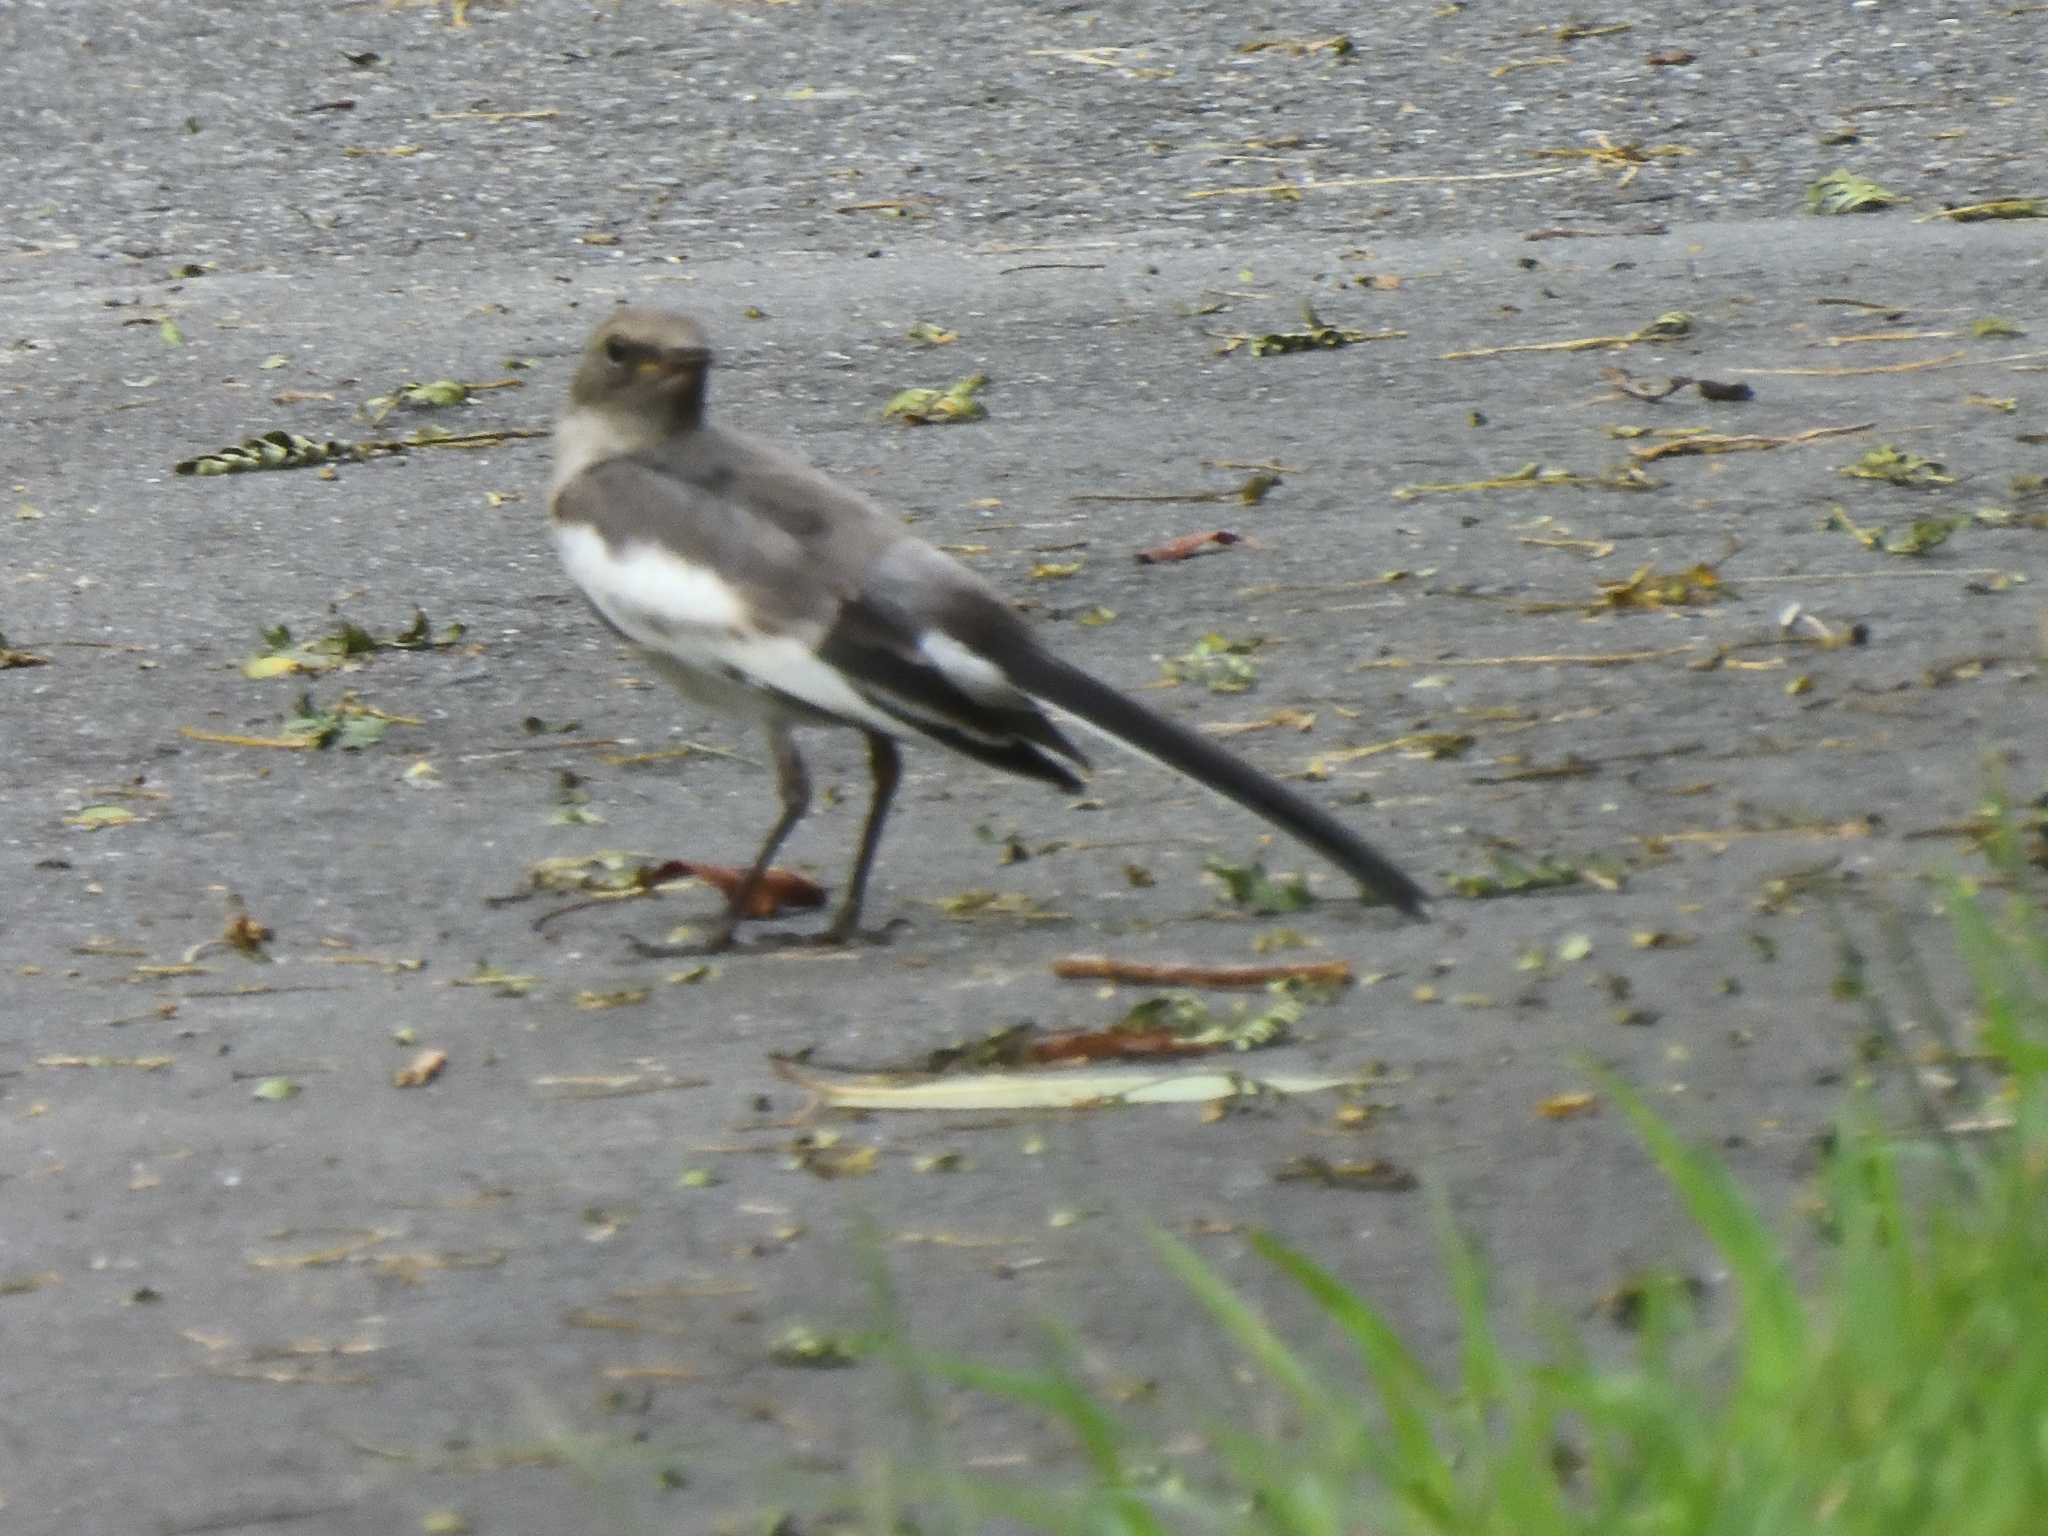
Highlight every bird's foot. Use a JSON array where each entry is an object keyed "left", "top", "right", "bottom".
[
  {"left": 625, "top": 922, "right": 738, "bottom": 959},
  {"left": 814, "top": 915, "right": 906, "bottom": 949}
]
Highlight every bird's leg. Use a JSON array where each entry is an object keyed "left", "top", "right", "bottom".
[
  {"left": 630, "top": 725, "right": 812, "bottom": 957},
  {"left": 701, "top": 725, "right": 813, "bottom": 951},
  {"left": 824, "top": 731, "right": 901, "bottom": 944}
]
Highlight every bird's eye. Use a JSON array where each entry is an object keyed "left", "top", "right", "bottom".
[{"left": 603, "top": 336, "right": 630, "bottom": 364}]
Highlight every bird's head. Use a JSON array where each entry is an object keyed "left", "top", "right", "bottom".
[{"left": 568, "top": 308, "right": 715, "bottom": 428}]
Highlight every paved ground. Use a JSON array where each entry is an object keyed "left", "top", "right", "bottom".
[{"left": 3, "top": 2, "right": 2044, "bottom": 1531}]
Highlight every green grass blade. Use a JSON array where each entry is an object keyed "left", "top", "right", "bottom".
[
  {"left": 1145, "top": 1228, "right": 1330, "bottom": 1420},
  {"left": 1588, "top": 1067, "right": 1807, "bottom": 1408},
  {"left": 1247, "top": 1230, "right": 1459, "bottom": 1523}
]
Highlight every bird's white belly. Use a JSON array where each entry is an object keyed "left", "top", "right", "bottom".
[{"left": 553, "top": 522, "right": 901, "bottom": 734}]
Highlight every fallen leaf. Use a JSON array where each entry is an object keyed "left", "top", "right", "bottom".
[
  {"left": 911, "top": 990, "right": 1301, "bottom": 1071},
  {"left": 393, "top": 1049, "right": 448, "bottom": 1088},
  {"left": 642, "top": 860, "right": 827, "bottom": 920},
  {"left": 777, "top": 1060, "right": 1366, "bottom": 1110},
  {"left": 1807, "top": 170, "right": 1905, "bottom": 215},
  {"left": 1391, "top": 461, "right": 1660, "bottom": 497},
  {"left": 790, "top": 1139, "right": 879, "bottom": 1180},
  {"left": 37, "top": 1054, "right": 174, "bottom": 1071},
  {"left": 1919, "top": 198, "right": 2047, "bottom": 223},
  {"left": 929, "top": 890, "right": 1067, "bottom": 923},
  {"left": 1837, "top": 444, "right": 1955, "bottom": 487},
  {"left": 575, "top": 988, "right": 651, "bottom": 1011},
  {"left": 1596, "top": 563, "right": 1725, "bottom": 610},
  {"left": 1135, "top": 529, "right": 1244, "bottom": 564},
  {"left": 449, "top": 963, "right": 538, "bottom": 997},
  {"left": 769, "top": 1324, "right": 868, "bottom": 1368},
  {"left": 222, "top": 909, "right": 273, "bottom": 956},
  {"left": 883, "top": 373, "right": 987, "bottom": 425},
  {"left": 1441, "top": 311, "right": 1691, "bottom": 363},
  {"left": 1529, "top": 133, "right": 1688, "bottom": 186},
  {"left": 1218, "top": 300, "right": 1402, "bottom": 357},
  {"left": 1163, "top": 632, "right": 1261, "bottom": 692},
  {"left": 1626, "top": 423, "right": 1870, "bottom": 462},
  {"left": 1237, "top": 34, "right": 1352, "bottom": 57},
  {"left": 1273, "top": 1155, "right": 1417, "bottom": 1191},
  {"left": 65, "top": 804, "right": 140, "bottom": 831},
  {"left": 1824, "top": 505, "right": 1961, "bottom": 555},
  {"left": 1446, "top": 852, "right": 1597, "bottom": 899},
  {"left": 1022, "top": 1028, "right": 1213, "bottom": 1063},
  {"left": 517, "top": 852, "right": 656, "bottom": 896},
  {"left": 1204, "top": 859, "right": 1313, "bottom": 914},
  {"left": 176, "top": 430, "right": 356, "bottom": 477},
  {"left": 1053, "top": 955, "right": 1351, "bottom": 989},
  {"left": 1202, "top": 708, "right": 1315, "bottom": 737},
  {"left": 531, "top": 1070, "right": 707, "bottom": 1101},
  {"left": 0, "top": 630, "right": 51, "bottom": 668}
]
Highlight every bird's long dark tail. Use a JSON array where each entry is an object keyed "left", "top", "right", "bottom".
[{"left": 1004, "top": 647, "right": 1428, "bottom": 916}]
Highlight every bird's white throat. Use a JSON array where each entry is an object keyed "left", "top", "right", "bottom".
[{"left": 549, "top": 405, "right": 666, "bottom": 505}]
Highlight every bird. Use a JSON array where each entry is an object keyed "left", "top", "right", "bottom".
[{"left": 547, "top": 307, "right": 1427, "bottom": 951}]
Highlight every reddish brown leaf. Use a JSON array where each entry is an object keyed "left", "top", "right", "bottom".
[
  {"left": 1025, "top": 1029, "right": 1214, "bottom": 1064},
  {"left": 393, "top": 1048, "right": 449, "bottom": 1088},
  {"left": 641, "top": 860, "right": 828, "bottom": 919},
  {"left": 1134, "top": 529, "right": 1243, "bottom": 565}
]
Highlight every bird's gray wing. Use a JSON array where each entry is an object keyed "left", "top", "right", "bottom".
[
  {"left": 554, "top": 454, "right": 1087, "bottom": 784},
  {"left": 554, "top": 455, "right": 844, "bottom": 629},
  {"left": 553, "top": 455, "right": 912, "bottom": 732},
  {"left": 816, "top": 543, "right": 1089, "bottom": 785}
]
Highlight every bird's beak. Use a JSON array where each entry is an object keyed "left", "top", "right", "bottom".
[{"left": 637, "top": 344, "right": 712, "bottom": 380}]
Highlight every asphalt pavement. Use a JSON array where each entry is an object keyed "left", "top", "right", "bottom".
[{"left": 3, "top": 2, "right": 2045, "bottom": 1531}]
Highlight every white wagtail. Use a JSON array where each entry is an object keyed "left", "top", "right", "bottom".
[{"left": 548, "top": 308, "right": 1427, "bottom": 950}]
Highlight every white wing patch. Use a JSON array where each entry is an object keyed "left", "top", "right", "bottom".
[
  {"left": 555, "top": 522, "right": 746, "bottom": 636},
  {"left": 724, "top": 633, "right": 905, "bottom": 733},
  {"left": 554, "top": 523, "right": 901, "bottom": 735},
  {"left": 916, "top": 631, "right": 1017, "bottom": 702}
]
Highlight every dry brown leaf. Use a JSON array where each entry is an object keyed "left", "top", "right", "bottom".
[
  {"left": 1135, "top": 529, "right": 1244, "bottom": 564},
  {"left": 1538, "top": 1091, "right": 1600, "bottom": 1119},
  {"left": 646, "top": 860, "right": 827, "bottom": 919},
  {"left": 1202, "top": 708, "right": 1317, "bottom": 736},
  {"left": 223, "top": 909, "right": 273, "bottom": 956},
  {"left": 1025, "top": 1029, "right": 1215, "bottom": 1064},
  {"left": 1627, "top": 423, "right": 1872, "bottom": 462},
  {"left": 393, "top": 1049, "right": 449, "bottom": 1088},
  {"left": 1273, "top": 1155, "right": 1418, "bottom": 1191}
]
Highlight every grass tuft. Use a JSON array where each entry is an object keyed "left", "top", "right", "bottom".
[{"left": 867, "top": 799, "right": 2048, "bottom": 1534}]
